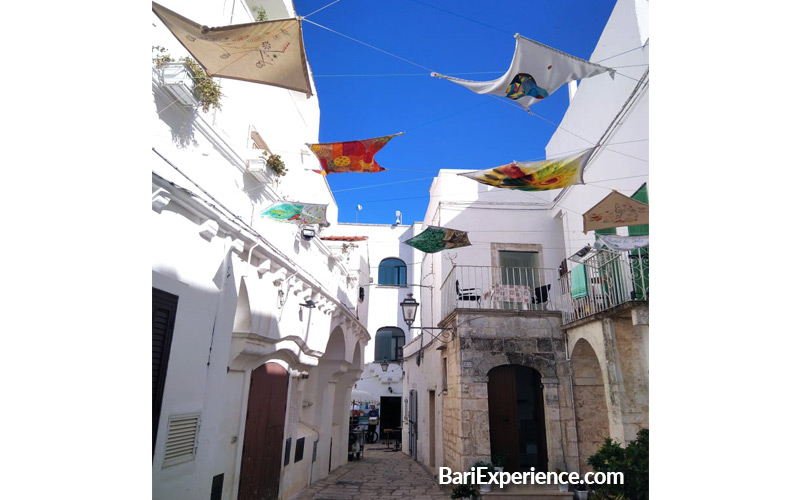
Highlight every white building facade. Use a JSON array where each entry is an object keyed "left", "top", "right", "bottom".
[
  {"left": 320, "top": 222, "right": 426, "bottom": 442},
  {"left": 151, "top": 1, "right": 369, "bottom": 499},
  {"left": 400, "top": 0, "right": 649, "bottom": 481}
]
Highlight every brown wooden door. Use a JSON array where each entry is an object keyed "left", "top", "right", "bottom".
[
  {"left": 488, "top": 365, "right": 548, "bottom": 472},
  {"left": 488, "top": 365, "right": 520, "bottom": 471},
  {"left": 238, "top": 363, "right": 289, "bottom": 500}
]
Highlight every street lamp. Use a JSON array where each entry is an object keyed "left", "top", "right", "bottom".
[
  {"left": 398, "top": 293, "right": 453, "bottom": 342},
  {"left": 400, "top": 293, "right": 419, "bottom": 328}
]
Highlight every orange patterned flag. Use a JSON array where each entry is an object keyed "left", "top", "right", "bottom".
[{"left": 307, "top": 133, "right": 402, "bottom": 175}]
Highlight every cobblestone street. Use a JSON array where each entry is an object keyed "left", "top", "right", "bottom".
[{"left": 288, "top": 445, "right": 452, "bottom": 500}]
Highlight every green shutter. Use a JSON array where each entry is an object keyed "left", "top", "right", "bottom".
[
  {"left": 595, "top": 227, "right": 617, "bottom": 237},
  {"left": 628, "top": 183, "right": 648, "bottom": 300},
  {"left": 627, "top": 183, "right": 648, "bottom": 236}
]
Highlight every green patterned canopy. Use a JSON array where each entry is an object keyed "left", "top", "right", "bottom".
[{"left": 403, "top": 226, "right": 471, "bottom": 253}]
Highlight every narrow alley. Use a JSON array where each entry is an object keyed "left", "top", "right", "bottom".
[{"left": 288, "top": 445, "right": 452, "bottom": 500}]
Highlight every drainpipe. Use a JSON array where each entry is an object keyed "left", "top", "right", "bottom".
[
  {"left": 563, "top": 330, "right": 580, "bottom": 471},
  {"left": 243, "top": 242, "right": 264, "bottom": 277}
]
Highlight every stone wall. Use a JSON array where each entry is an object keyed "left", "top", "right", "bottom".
[
  {"left": 440, "top": 310, "right": 578, "bottom": 473},
  {"left": 565, "top": 305, "right": 649, "bottom": 473}
]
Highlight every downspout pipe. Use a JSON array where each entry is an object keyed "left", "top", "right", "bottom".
[{"left": 243, "top": 242, "right": 264, "bottom": 277}]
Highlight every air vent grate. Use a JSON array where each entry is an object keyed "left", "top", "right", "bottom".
[{"left": 163, "top": 413, "right": 200, "bottom": 467}]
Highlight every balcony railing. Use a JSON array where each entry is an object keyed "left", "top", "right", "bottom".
[
  {"left": 439, "top": 249, "right": 648, "bottom": 325},
  {"left": 440, "top": 266, "right": 567, "bottom": 318},
  {"left": 558, "top": 248, "right": 649, "bottom": 324}
]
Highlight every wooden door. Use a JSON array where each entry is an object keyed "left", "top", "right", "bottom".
[
  {"left": 409, "top": 390, "right": 418, "bottom": 460},
  {"left": 489, "top": 365, "right": 548, "bottom": 472},
  {"left": 238, "top": 363, "right": 289, "bottom": 500},
  {"left": 488, "top": 365, "right": 520, "bottom": 471}
]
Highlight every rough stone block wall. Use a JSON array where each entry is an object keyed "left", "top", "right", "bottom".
[
  {"left": 612, "top": 315, "right": 649, "bottom": 442},
  {"left": 439, "top": 311, "right": 578, "bottom": 473}
]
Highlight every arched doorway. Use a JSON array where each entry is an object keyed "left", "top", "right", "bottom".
[
  {"left": 571, "top": 339, "right": 610, "bottom": 475},
  {"left": 488, "top": 365, "right": 548, "bottom": 472}
]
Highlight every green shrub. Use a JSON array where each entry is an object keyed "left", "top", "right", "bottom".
[
  {"left": 152, "top": 46, "right": 173, "bottom": 68},
  {"left": 182, "top": 57, "right": 222, "bottom": 113},
  {"left": 586, "top": 428, "right": 648, "bottom": 500},
  {"left": 262, "top": 152, "right": 287, "bottom": 176},
  {"left": 450, "top": 484, "right": 478, "bottom": 500}
]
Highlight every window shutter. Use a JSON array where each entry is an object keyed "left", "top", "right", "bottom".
[
  {"left": 627, "top": 183, "right": 649, "bottom": 236},
  {"left": 153, "top": 288, "right": 178, "bottom": 458},
  {"left": 595, "top": 227, "right": 617, "bottom": 236}
]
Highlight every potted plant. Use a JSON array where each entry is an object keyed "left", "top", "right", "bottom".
[
  {"left": 451, "top": 484, "right": 478, "bottom": 500},
  {"left": 574, "top": 484, "right": 589, "bottom": 500},
  {"left": 473, "top": 461, "right": 495, "bottom": 493},
  {"left": 182, "top": 57, "right": 223, "bottom": 113},
  {"left": 262, "top": 151, "right": 287, "bottom": 177},
  {"left": 554, "top": 468, "right": 569, "bottom": 493},
  {"left": 491, "top": 451, "right": 508, "bottom": 473}
]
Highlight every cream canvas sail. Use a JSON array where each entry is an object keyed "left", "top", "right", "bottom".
[
  {"left": 152, "top": 2, "right": 312, "bottom": 95},
  {"left": 583, "top": 191, "right": 649, "bottom": 234}
]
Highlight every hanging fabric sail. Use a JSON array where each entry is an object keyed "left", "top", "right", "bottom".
[
  {"left": 307, "top": 133, "right": 402, "bottom": 175},
  {"left": 432, "top": 34, "right": 614, "bottom": 111},
  {"left": 152, "top": 2, "right": 312, "bottom": 95},
  {"left": 403, "top": 226, "right": 471, "bottom": 253},
  {"left": 594, "top": 234, "right": 649, "bottom": 252},
  {"left": 583, "top": 191, "right": 649, "bottom": 234},
  {"left": 260, "top": 201, "right": 330, "bottom": 226},
  {"left": 459, "top": 149, "right": 593, "bottom": 191}
]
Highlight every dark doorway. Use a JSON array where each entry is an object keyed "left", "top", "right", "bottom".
[
  {"left": 379, "top": 396, "right": 402, "bottom": 441},
  {"left": 488, "top": 365, "right": 548, "bottom": 472},
  {"left": 238, "top": 363, "right": 289, "bottom": 500}
]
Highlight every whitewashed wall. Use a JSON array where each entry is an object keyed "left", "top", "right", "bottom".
[
  {"left": 151, "top": 1, "right": 367, "bottom": 499},
  {"left": 546, "top": 0, "right": 649, "bottom": 258},
  {"left": 321, "top": 222, "right": 427, "bottom": 404}
]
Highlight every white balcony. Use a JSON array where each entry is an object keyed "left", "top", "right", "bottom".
[
  {"left": 440, "top": 266, "right": 566, "bottom": 318},
  {"left": 159, "top": 62, "right": 197, "bottom": 107}
]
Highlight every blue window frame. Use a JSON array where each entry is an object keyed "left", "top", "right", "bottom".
[
  {"left": 375, "top": 327, "right": 405, "bottom": 362},
  {"left": 378, "top": 258, "right": 407, "bottom": 286}
]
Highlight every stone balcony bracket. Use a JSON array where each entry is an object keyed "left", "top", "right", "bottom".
[{"left": 152, "top": 189, "right": 172, "bottom": 213}]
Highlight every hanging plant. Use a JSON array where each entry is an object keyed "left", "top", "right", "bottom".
[
  {"left": 152, "top": 46, "right": 174, "bottom": 68},
  {"left": 182, "top": 57, "right": 223, "bottom": 113},
  {"left": 262, "top": 151, "right": 287, "bottom": 176}
]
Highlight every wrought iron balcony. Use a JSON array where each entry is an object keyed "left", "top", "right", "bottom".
[
  {"left": 440, "top": 266, "right": 566, "bottom": 318},
  {"left": 558, "top": 248, "right": 649, "bottom": 324},
  {"left": 439, "top": 248, "right": 648, "bottom": 325}
]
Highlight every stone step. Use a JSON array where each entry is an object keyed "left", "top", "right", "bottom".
[{"left": 480, "top": 483, "right": 575, "bottom": 500}]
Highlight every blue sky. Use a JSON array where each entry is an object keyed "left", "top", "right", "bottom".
[{"left": 295, "top": 0, "right": 617, "bottom": 225}]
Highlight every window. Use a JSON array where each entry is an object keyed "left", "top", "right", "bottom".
[
  {"left": 375, "top": 327, "right": 405, "bottom": 362},
  {"left": 499, "top": 250, "right": 541, "bottom": 288},
  {"left": 442, "top": 357, "right": 448, "bottom": 393},
  {"left": 378, "top": 258, "right": 407, "bottom": 286}
]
